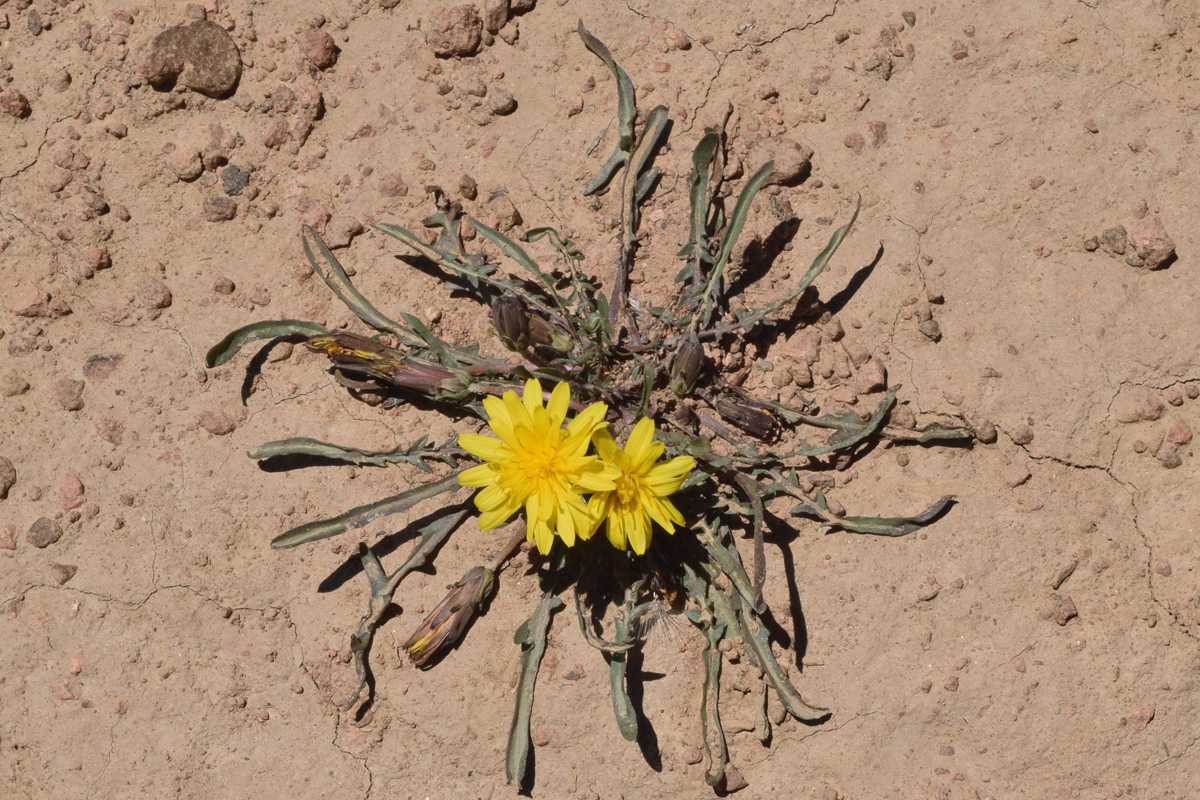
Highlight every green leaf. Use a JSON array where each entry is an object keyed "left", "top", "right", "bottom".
[
  {"left": 697, "top": 161, "right": 774, "bottom": 328},
  {"left": 699, "top": 615, "right": 728, "bottom": 787},
  {"left": 679, "top": 131, "right": 720, "bottom": 287},
  {"left": 249, "top": 435, "right": 457, "bottom": 470},
  {"left": 790, "top": 194, "right": 860, "bottom": 300},
  {"left": 271, "top": 469, "right": 465, "bottom": 549},
  {"left": 820, "top": 494, "right": 956, "bottom": 537},
  {"left": 506, "top": 591, "right": 563, "bottom": 785},
  {"left": 701, "top": 526, "right": 763, "bottom": 615},
  {"left": 205, "top": 320, "right": 327, "bottom": 368},
  {"left": 578, "top": 20, "right": 637, "bottom": 195},
  {"left": 574, "top": 589, "right": 635, "bottom": 654},
  {"left": 737, "top": 605, "right": 828, "bottom": 722},
  {"left": 302, "top": 226, "right": 419, "bottom": 346},
  {"left": 468, "top": 218, "right": 565, "bottom": 311}
]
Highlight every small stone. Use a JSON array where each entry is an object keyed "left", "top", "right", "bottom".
[
  {"left": 487, "top": 89, "right": 517, "bottom": 115},
  {"left": 1010, "top": 424, "right": 1034, "bottom": 445},
  {"left": 1154, "top": 559, "right": 1172, "bottom": 577},
  {"left": 1101, "top": 225, "right": 1127, "bottom": 255},
  {"left": 1113, "top": 387, "right": 1164, "bottom": 424},
  {"left": 1129, "top": 216, "right": 1175, "bottom": 270},
  {"left": 6, "top": 281, "right": 51, "bottom": 317},
  {"left": 533, "top": 728, "right": 551, "bottom": 747},
  {"left": 960, "top": 407, "right": 997, "bottom": 443},
  {"left": 486, "top": 193, "right": 522, "bottom": 232},
  {"left": 918, "top": 319, "right": 942, "bottom": 341},
  {"left": 61, "top": 474, "right": 86, "bottom": 510},
  {"left": 53, "top": 378, "right": 85, "bottom": 411},
  {"left": 0, "top": 525, "right": 16, "bottom": 549},
  {"left": 1041, "top": 592, "right": 1077, "bottom": 626},
  {"left": 84, "top": 248, "right": 112, "bottom": 272},
  {"left": 221, "top": 165, "right": 250, "bottom": 196},
  {"left": 950, "top": 40, "right": 969, "bottom": 60},
  {"left": 1157, "top": 444, "right": 1182, "bottom": 469},
  {"left": 0, "top": 87, "right": 32, "bottom": 118},
  {"left": 1003, "top": 463, "right": 1031, "bottom": 488},
  {"left": 1029, "top": 175, "right": 1045, "bottom": 189},
  {"left": 51, "top": 564, "right": 78, "bottom": 586},
  {"left": 1129, "top": 707, "right": 1154, "bottom": 731},
  {"left": 428, "top": 4, "right": 484, "bottom": 58},
  {"left": 198, "top": 410, "right": 236, "bottom": 436},
  {"left": 944, "top": 676, "right": 959, "bottom": 692},
  {"left": 721, "top": 767, "right": 749, "bottom": 793},
  {"left": 27, "top": 517, "right": 63, "bottom": 548},
  {"left": 203, "top": 195, "right": 237, "bottom": 222},
  {"left": 48, "top": 68, "right": 71, "bottom": 93},
  {"left": 1083, "top": 236, "right": 1099, "bottom": 251},
  {"left": 457, "top": 173, "right": 479, "bottom": 200},
  {"left": 0, "top": 456, "right": 15, "bottom": 499},
  {"left": 0, "top": 374, "right": 30, "bottom": 397},
  {"left": 902, "top": 10, "right": 917, "bottom": 26},
  {"left": 854, "top": 357, "right": 887, "bottom": 393},
  {"left": 170, "top": 146, "right": 203, "bottom": 181},
  {"left": 143, "top": 21, "right": 242, "bottom": 98},
  {"left": 681, "top": 746, "right": 703, "bottom": 765},
  {"left": 378, "top": 172, "right": 408, "bottom": 197},
  {"left": 746, "top": 137, "right": 814, "bottom": 186},
  {"left": 137, "top": 278, "right": 173, "bottom": 310},
  {"left": 843, "top": 131, "right": 865, "bottom": 154},
  {"left": 1165, "top": 387, "right": 1183, "bottom": 406},
  {"left": 1166, "top": 419, "right": 1192, "bottom": 444},
  {"left": 325, "top": 216, "right": 364, "bottom": 249},
  {"left": 867, "top": 120, "right": 888, "bottom": 147},
  {"left": 300, "top": 29, "right": 338, "bottom": 69},
  {"left": 483, "top": 0, "right": 510, "bottom": 33}
]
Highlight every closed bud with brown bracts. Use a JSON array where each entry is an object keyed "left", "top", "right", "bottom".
[
  {"left": 669, "top": 339, "right": 705, "bottom": 396},
  {"left": 402, "top": 565, "right": 496, "bottom": 667},
  {"left": 714, "top": 398, "right": 777, "bottom": 439},
  {"left": 528, "top": 313, "right": 574, "bottom": 353},
  {"left": 491, "top": 296, "right": 530, "bottom": 352}
]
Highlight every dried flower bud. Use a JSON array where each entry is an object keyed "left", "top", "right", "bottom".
[
  {"left": 528, "top": 314, "right": 573, "bottom": 353},
  {"left": 669, "top": 340, "right": 705, "bottom": 396},
  {"left": 307, "top": 333, "right": 465, "bottom": 395},
  {"left": 402, "top": 565, "right": 495, "bottom": 667},
  {"left": 714, "top": 398, "right": 777, "bottom": 439},
  {"left": 491, "top": 296, "right": 530, "bottom": 352}
]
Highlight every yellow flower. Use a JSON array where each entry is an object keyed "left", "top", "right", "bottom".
[
  {"left": 587, "top": 418, "right": 695, "bottom": 555},
  {"left": 458, "top": 379, "right": 618, "bottom": 555}
]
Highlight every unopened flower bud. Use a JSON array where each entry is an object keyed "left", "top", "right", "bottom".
[
  {"left": 491, "top": 296, "right": 530, "bottom": 352},
  {"left": 528, "top": 314, "right": 573, "bottom": 353},
  {"left": 402, "top": 565, "right": 496, "bottom": 668},
  {"left": 669, "top": 340, "right": 705, "bottom": 396},
  {"left": 715, "top": 399, "right": 777, "bottom": 439}
]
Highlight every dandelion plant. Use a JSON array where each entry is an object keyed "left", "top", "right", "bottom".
[{"left": 206, "top": 20, "right": 969, "bottom": 792}]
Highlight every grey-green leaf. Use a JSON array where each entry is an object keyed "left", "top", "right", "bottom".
[{"left": 205, "top": 320, "right": 327, "bottom": 368}]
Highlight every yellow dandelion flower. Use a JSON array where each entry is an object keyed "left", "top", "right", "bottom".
[
  {"left": 587, "top": 417, "right": 695, "bottom": 555},
  {"left": 458, "top": 378, "right": 619, "bottom": 555}
]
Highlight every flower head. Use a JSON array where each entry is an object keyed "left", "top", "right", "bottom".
[
  {"left": 458, "top": 379, "right": 618, "bottom": 554},
  {"left": 587, "top": 418, "right": 695, "bottom": 555}
]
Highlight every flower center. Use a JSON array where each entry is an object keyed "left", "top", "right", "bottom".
[{"left": 615, "top": 473, "right": 638, "bottom": 506}]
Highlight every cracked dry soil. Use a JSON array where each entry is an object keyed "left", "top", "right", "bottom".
[{"left": 2, "top": 1, "right": 1199, "bottom": 798}]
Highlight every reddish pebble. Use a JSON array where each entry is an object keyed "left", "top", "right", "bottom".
[
  {"left": 533, "top": 729, "right": 551, "bottom": 747},
  {"left": 300, "top": 29, "right": 338, "bottom": 69},
  {"left": 1003, "top": 463, "right": 1031, "bottom": 488},
  {"left": 843, "top": 131, "right": 865, "bottom": 154},
  {"left": 61, "top": 474, "right": 86, "bottom": 510},
  {"left": 1166, "top": 419, "right": 1192, "bottom": 444},
  {"left": 198, "top": 410, "right": 236, "bottom": 436},
  {"left": 0, "top": 524, "right": 17, "bottom": 550},
  {"left": 1129, "top": 706, "right": 1154, "bottom": 731},
  {"left": 1129, "top": 216, "right": 1175, "bottom": 269},
  {"left": 854, "top": 357, "right": 887, "bottom": 393},
  {"left": 648, "top": 60, "right": 670, "bottom": 73},
  {"left": 1041, "top": 592, "right": 1077, "bottom": 626},
  {"left": 6, "top": 281, "right": 51, "bottom": 318}
]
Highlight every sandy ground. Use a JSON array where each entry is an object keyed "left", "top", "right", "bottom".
[{"left": 2, "top": 0, "right": 1199, "bottom": 798}]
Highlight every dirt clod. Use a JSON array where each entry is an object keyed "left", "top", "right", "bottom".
[
  {"left": 0, "top": 87, "right": 32, "bottom": 119},
  {"left": 488, "top": 89, "right": 517, "bottom": 116},
  {"left": 198, "top": 410, "right": 236, "bottom": 436},
  {"left": 1113, "top": 387, "right": 1164, "bottom": 423},
  {"left": 1100, "top": 225, "right": 1127, "bottom": 255},
  {"left": 5, "top": 281, "right": 51, "bottom": 318},
  {"left": 746, "top": 137, "right": 813, "bottom": 186},
  {"left": 53, "top": 378, "right": 86, "bottom": 411},
  {"left": 950, "top": 40, "right": 969, "bottom": 60},
  {"left": 203, "top": 196, "right": 237, "bottom": 222},
  {"left": 1041, "top": 592, "right": 1078, "bottom": 626},
  {"left": 61, "top": 474, "right": 85, "bottom": 510},
  {"left": 51, "top": 563, "right": 78, "bottom": 585},
  {"left": 143, "top": 21, "right": 243, "bottom": 98},
  {"left": 854, "top": 358, "right": 887, "bottom": 393},
  {"left": 138, "top": 278, "right": 173, "bottom": 310},
  {"left": 428, "top": 5, "right": 484, "bottom": 58},
  {"left": 27, "top": 517, "right": 63, "bottom": 549}
]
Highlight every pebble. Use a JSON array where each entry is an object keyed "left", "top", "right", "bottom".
[
  {"left": 198, "top": 410, "right": 236, "bottom": 436},
  {"left": 84, "top": 248, "right": 112, "bottom": 272},
  {"left": 1153, "top": 559, "right": 1172, "bottom": 577},
  {"left": 0, "top": 456, "right": 15, "bottom": 499},
  {"left": 1010, "top": 424, "right": 1034, "bottom": 445},
  {"left": 458, "top": 173, "right": 479, "bottom": 200},
  {"left": 1164, "top": 387, "right": 1183, "bottom": 406},
  {"left": 854, "top": 357, "right": 887, "bottom": 393},
  {"left": 0, "top": 373, "right": 29, "bottom": 397},
  {"left": 484, "top": 0, "right": 510, "bottom": 33},
  {"left": 918, "top": 319, "right": 942, "bottom": 341},
  {"left": 0, "top": 87, "right": 31, "bottom": 118},
  {"left": 82, "top": 354, "right": 124, "bottom": 383},
  {"left": 1041, "top": 592, "right": 1077, "bottom": 626},
  {"left": 5, "top": 281, "right": 51, "bottom": 317},
  {"left": 1003, "top": 463, "right": 1031, "bottom": 488},
  {"left": 27, "top": 517, "right": 63, "bottom": 548},
  {"left": 143, "top": 21, "right": 243, "bottom": 97},
  {"left": 1128, "top": 216, "right": 1175, "bottom": 269},
  {"left": 868, "top": 120, "right": 888, "bottom": 147},
  {"left": 203, "top": 195, "right": 237, "bottom": 222},
  {"left": 300, "top": 29, "right": 338, "bottom": 69},
  {"left": 1113, "top": 387, "right": 1164, "bottom": 423},
  {"left": 533, "top": 728, "right": 551, "bottom": 747},
  {"left": 221, "top": 165, "right": 250, "bottom": 196},
  {"left": 170, "top": 146, "right": 203, "bottom": 181},
  {"left": 428, "top": 5, "right": 484, "bottom": 58},
  {"left": 960, "top": 407, "right": 997, "bottom": 443},
  {"left": 950, "top": 40, "right": 969, "bottom": 60},
  {"left": 138, "top": 278, "right": 173, "bottom": 310},
  {"left": 487, "top": 88, "right": 517, "bottom": 115},
  {"left": 53, "top": 378, "right": 85, "bottom": 411},
  {"left": 61, "top": 474, "right": 86, "bottom": 510},
  {"left": 1101, "top": 226, "right": 1126, "bottom": 254},
  {"left": 1166, "top": 419, "right": 1192, "bottom": 444},
  {"left": 944, "top": 676, "right": 959, "bottom": 692},
  {"left": 0, "top": 525, "right": 16, "bottom": 550},
  {"left": 378, "top": 172, "right": 408, "bottom": 197},
  {"left": 843, "top": 131, "right": 865, "bottom": 154},
  {"left": 1187, "top": 384, "right": 1199, "bottom": 400},
  {"left": 1129, "top": 706, "right": 1154, "bottom": 731},
  {"left": 746, "top": 137, "right": 814, "bottom": 186},
  {"left": 1157, "top": 444, "right": 1182, "bottom": 469},
  {"left": 51, "top": 563, "right": 78, "bottom": 586}
]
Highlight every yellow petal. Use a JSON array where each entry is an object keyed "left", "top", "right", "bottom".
[
  {"left": 591, "top": 428, "right": 619, "bottom": 461},
  {"left": 523, "top": 377, "right": 543, "bottom": 416},
  {"left": 557, "top": 502, "right": 576, "bottom": 546},
  {"left": 624, "top": 418, "right": 656, "bottom": 464},
  {"left": 532, "top": 519, "right": 554, "bottom": 554},
  {"left": 546, "top": 381, "right": 570, "bottom": 426},
  {"left": 504, "top": 388, "right": 533, "bottom": 431},
  {"left": 474, "top": 483, "right": 510, "bottom": 512},
  {"left": 626, "top": 512, "right": 649, "bottom": 555},
  {"left": 483, "top": 395, "right": 516, "bottom": 444},
  {"left": 459, "top": 432, "right": 508, "bottom": 462},
  {"left": 459, "top": 463, "right": 498, "bottom": 487}
]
